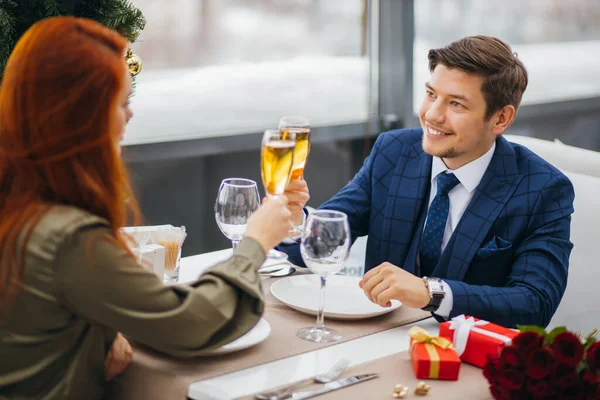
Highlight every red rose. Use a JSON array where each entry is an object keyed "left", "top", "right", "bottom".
[
  {"left": 489, "top": 384, "right": 509, "bottom": 400},
  {"left": 527, "top": 379, "right": 550, "bottom": 397},
  {"left": 498, "top": 368, "right": 525, "bottom": 391},
  {"left": 555, "top": 370, "right": 579, "bottom": 391},
  {"left": 500, "top": 345, "right": 522, "bottom": 368},
  {"left": 484, "top": 356, "right": 503, "bottom": 384},
  {"left": 489, "top": 384, "right": 527, "bottom": 400},
  {"left": 513, "top": 331, "right": 544, "bottom": 353},
  {"left": 552, "top": 332, "right": 584, "bottom": 367},
  {"left": 525, "top": 347, "right": 555, "bottom": 379},
  {"left": 586, "top": 342, "right": 600, "bottom": 371},
  {"left": 552, "top": 362, "right": 576, "bottom": 378},
  {"left": 583, "top": 370, "right": 599, "bottom": 396},
  {"left": 556, "top": 380, "right": 584, "bottom": 399}
]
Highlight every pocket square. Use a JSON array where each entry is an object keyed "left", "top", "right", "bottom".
[{"left": 476, "top": 236, "right": 512, "bottom": 259}]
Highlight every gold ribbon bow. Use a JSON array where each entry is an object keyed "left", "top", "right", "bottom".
[{"left": 409, "top": 326, "right": 454, "bottom": 379}]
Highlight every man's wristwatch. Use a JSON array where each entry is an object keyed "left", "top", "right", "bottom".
[{"left": 421, "top": 277, "right": 446, "bottom": 312}]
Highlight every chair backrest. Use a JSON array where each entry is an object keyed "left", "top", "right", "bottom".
[
  {"left": 504, "top": 134, "right": 600, "bottom": 178},
  {"left": 547, "top": 170, "right": 600, "bottom": 332}
]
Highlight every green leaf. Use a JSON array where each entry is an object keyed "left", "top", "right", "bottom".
[
  {"left": 516, "top": 325, "right": 547, "bottom": 336},
  {"left": 545, "top": 326, "right": 567, "bottom": 344},
  {"left": 584, "top": 336, "right": 597, "bottom": 351}
]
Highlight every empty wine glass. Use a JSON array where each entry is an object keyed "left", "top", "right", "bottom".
[
  {"left": 215, "top": 178, "right": 260, "bottom": 251},
  {"left": 297, "top": 210, "right": 351, "bottom": 343}
]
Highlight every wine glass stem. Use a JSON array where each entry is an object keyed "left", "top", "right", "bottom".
[
  {"left": 316, "top": 276, "right": 327, "bottom": 329},
  {"left": 232, "top": 239, "right": 241, "bottom": 252}
]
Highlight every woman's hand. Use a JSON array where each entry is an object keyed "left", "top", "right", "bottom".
[
  {"left": 245, "top": 196, "right": 293, "bottom": 253},
  {"left": 105, "top": 333, "right": 133, "bottom": 381}
]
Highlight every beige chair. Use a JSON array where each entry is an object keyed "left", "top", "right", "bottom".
[
  {"left": 504, "top": 134, "right": 600, "bottom": 178},
  {"left": 504, "top": 135, "right": 600, "bottom": 332}
]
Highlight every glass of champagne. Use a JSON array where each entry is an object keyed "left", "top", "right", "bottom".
[
  {"left": 261, "top": 129, "right": 296, "bottom": 198},
  {"left": 279, "top": 117, "right": 311, "bottom": 238},
  {"left": 214, "top": 178, "right": 260, "bottom": 251},
  {"left": 279, "top": 116, "right": 311, "bottom": 181},
  {"left": 297, "top": 210, "right": 351, "bottom": 343},
  {"left": 260, "top": 129, "right": 296, "bottom": 260}
]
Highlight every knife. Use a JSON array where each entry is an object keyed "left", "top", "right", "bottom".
[
  {"left": 279, "top": 373, "right": 378, "bottom": 400},
  {"left": 258, "top": 265, "right": 285, "bottom": 274}
]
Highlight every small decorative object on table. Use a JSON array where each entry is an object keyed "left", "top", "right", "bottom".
[
  {"left": 414, "top": 381, "right": 431, "bottom": 396},
  {"left": 484, "top": 324, "right": 600, "bottom": 399},
  {"left": 151, "top": 226, "right": 187, "bottom": 284},
  {"left": 408, "top": 326, "right": 461, "bottom": 381},
  {"left": 392, "top": 383, "right": 409, "bottom": 398},
  {"left": 439, "top": 314, "right": 520, "bottom": 368}
]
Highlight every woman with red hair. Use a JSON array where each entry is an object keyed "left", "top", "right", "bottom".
[{"left": 0, "top": 17, "right": 293, "bottom": 400}]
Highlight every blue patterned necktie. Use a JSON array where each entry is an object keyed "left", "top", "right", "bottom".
[{"left": 419, "top": 172, "right": 461, "bottom": 277}]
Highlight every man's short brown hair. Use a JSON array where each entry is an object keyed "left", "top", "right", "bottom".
[{"left": 428, "top": 36, "right": 528, "bottom": 120}]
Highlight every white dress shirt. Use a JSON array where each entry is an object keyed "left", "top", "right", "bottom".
[{"left": 427, "top": 142, "right": 496, "bottom": 318}]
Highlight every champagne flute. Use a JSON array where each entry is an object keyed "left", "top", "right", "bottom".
[
  {"left": 279, "top": 116, "right": 311, "bottom": 239},
  {"left": 297, "top": 210, "right": 351, "bottom": 343},
  {"left": 279, "top": 116, "right": 311, "bottom": 181},
  {"left": 261, "top": 129, "right": 295, "bottom": 198},
  {"left": 214, "top": 178, "right": 260, "bottom": 251},
  {"left": 261, "top": 129, "right": 296, "bottom": 260}
]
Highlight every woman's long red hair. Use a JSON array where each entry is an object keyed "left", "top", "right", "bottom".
[{"left": 0, "top": 17, "right": 141, "bottom": 301}]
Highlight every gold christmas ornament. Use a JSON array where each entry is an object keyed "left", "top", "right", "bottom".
[
  {"left": 125, "top": 48, "right": 142, "bottom": 76},
  {"left": 392, "top": 384, "right": 409, "bottom": 398},
  {"left": 415, "top": 381, "right": 431, "bottom": 396}
]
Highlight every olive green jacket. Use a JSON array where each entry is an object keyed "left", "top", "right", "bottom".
[{"left": 0, "top": 205, "right": 266, "bottom": 399}]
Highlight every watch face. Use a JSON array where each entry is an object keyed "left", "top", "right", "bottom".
[{"left": 428, "top": 279, "right": 444, "bottom": 294}]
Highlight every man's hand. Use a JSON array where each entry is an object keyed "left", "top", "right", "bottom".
[
  {"left": 359, "top": 263, "right": 430, "bottom": 309},
  {"left": 105, "top": 333, "right": 133, "bottom": 381},
  {"left": 284, "top": 179, "right": 310, "bottom": 225}
]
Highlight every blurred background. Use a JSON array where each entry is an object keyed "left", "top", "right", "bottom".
[{"left": 124, "top": 0, "right": 600, "bottom": 255}]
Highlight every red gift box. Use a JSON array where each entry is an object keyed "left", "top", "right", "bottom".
[
  {"left": 408, "top": 327, "right": 461, "bottom": 380},
  {"left": 439, "top": 315, "right": 520, "bottom": 368}
]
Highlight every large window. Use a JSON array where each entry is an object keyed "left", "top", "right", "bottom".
[
  {"left": 414, "top": 0, "right": 600, "bottom": 112},
  {"left": 125, "top": 0, "right": 369, "bottom": 145}
]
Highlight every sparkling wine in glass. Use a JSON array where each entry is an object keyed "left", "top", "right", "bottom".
[
  {"left": 279, "top": 116, "right": 311, "bottom": 181},
  {"left": 214, "top": 178, "right": 260, "bottom": 251},
  {"left": 297, "top": 210, "right": 351, "bottom": 343},
  {"left": 261, "top": 129, "right": 295, "bottom": 198}
]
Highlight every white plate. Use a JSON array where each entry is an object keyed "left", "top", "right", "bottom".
[
  {"left": 270, "top": 275, "right": 402, "bottom": 320},
  {"left": 199, "top": 318, "right": 271, "bottom": 356}
]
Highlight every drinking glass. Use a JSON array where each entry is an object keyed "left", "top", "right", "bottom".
[
  {"left": 261, "top": 129, "right": 295, "bottom": 198},
  {"left": 215, "top": 178, "right": 260, "bottom": 251},
  {"left": 297, "top": 210, "right": 351, "bottom": 343},
  {"left": 279, "top": 116, "right": 311, "bottom": 238},
  {"left": 279, "top": 116, "right": 311, "bottom": 181}
]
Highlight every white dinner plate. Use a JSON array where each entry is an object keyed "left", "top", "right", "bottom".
[
  {"left": 199, "top": 318, "right": 271, "bottom": 356},
  {"left": 270, "top": 275, "right": 402, "bottom": 320}
]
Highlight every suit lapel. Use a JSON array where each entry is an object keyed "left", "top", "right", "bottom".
[
  {"left": 441, "top": 136, "right": 524, "bottom": 282},
  {"left": 380, "top": 141, "right": 431, "bottom": 275}
]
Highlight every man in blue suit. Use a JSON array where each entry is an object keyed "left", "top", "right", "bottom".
[{"left": 282, "top": 36, "right": 574, "bottom": 328}]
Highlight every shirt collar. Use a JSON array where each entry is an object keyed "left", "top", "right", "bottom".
[{"left": 430, "top": 141, "right": 496, "bottom": 193}]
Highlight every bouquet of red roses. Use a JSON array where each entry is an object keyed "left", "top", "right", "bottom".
[{"left": 483, "top": 325, "right": 600, "bottom": 399}]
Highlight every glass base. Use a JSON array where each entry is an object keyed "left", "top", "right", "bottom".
[
  {"left": 163, "top": 270, "right": 179, "bottom": 284},
  {"left": 267, "top": 249, "right": 289, "bottom": 260},
  {"left": 288, "top": 223, "right": 304, "bottom": 240},
  {"left": 296, "top": 326, "right": 342, "bottom": 343}
]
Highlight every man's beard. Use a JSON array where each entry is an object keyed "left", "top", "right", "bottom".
[{"left": 423, "top": 143, "right": 460, "bottom": 159}]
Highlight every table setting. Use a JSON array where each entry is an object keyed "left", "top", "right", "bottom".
[
  {"left": 105, "top": 116, "right": 600, "bottom": 400},
  {"left": 105, "top": 116, "right": 471, "bottom": 400}
]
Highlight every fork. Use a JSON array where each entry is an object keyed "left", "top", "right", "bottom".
[{"left": 254, "top": 358, "right": 350, "bottom": 400}]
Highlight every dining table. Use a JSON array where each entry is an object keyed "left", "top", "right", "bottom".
[{"left": 103, "top": 248, "right": 493, "bottom": 400}]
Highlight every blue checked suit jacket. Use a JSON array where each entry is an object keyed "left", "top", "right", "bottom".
[{"left": 281, "top": 128, "right": 575, "bottom": 328}]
